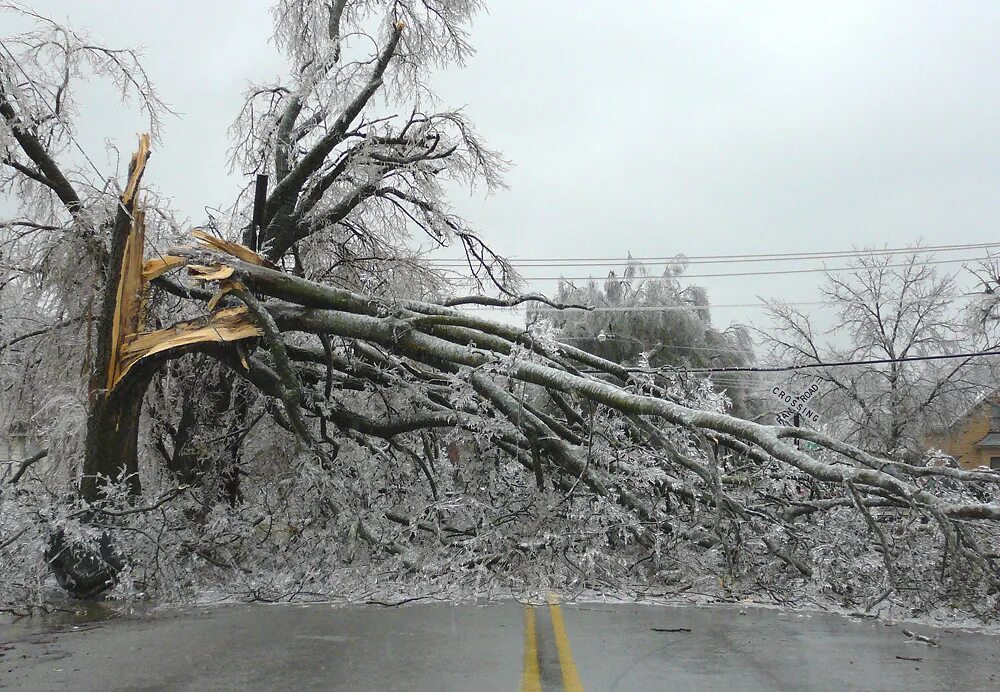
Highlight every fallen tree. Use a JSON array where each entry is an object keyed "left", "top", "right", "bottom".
[{"left": 1, "top": 2, "right": 999, "bottom": 617}]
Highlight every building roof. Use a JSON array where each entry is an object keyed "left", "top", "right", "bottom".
[
  {"left": 924, "top": 393, "right": 1000, "bottom": 438},
  {"left": 975, "top": 432, "right": 1000, "bottom": 448}
]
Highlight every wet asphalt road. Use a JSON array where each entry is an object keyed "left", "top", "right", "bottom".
[{"left": 1, "top": 600, "right": 998, "bottom": 691}]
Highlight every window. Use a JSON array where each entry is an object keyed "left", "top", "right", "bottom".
[{"left": 991, "top": 457, "right": 1000, "bottom": 470}]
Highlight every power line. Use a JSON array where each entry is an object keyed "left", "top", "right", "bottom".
[
  {"left": 461, "top": 294, "right": 978, "bottom": 313},
  {"left": 677, "top": 348, "right": 1000, "bottom": 374},
  {"left": 455, "top": 301, "right": 831, "bottom": 313},
  {"left": 445, "top": 254, "right": 986, "bottom": 282},
  {"left": 426, "top": 241, "right": 1000, "bottom": 267},
  {"left": 579, "top": 347, "right": 1000, "bottom": 376}
]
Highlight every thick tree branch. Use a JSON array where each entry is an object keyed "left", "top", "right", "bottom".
[
  {"left": 262, "top": 22, "right": 404, "bottom": 255},
  {"left": 0, "top": 91, "right": 81, "bottom": 212},
  {"left": 7, "top": 448, "right": 49, "bottom": 485},
  {"left": 262, "top": 302, "right": 1000, "bottom": 521}
]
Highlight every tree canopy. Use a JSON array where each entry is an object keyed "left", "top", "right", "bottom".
[{"left": 528, "top": 259, "right": 758, "bottom": 417}]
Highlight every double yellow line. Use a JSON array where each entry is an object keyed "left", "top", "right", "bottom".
[{"left": 520, "top": 595, "right": 584, "bottom": 691}]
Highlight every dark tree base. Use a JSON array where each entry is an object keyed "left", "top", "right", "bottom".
[{"left": 46, "top": 522, "right": 126, "bottom": 600}]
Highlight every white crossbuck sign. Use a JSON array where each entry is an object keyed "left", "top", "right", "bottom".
[{"left": 772, "top": 381, "right": 821, "bottom": 427}]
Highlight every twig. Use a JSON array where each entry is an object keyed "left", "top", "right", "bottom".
[
  {"left": 364, "top": 595, "right": 434, "bottom": 607},
  {"left": 0, "top": 317, "right": 85, "bottom": 354},
  {"left": 560, "top": 404, "right": 595, "bottom": 504},
  {"left": 901, "top": 629, "right": 939, "bottom": 646},
  {"left": 74, "top": 485, "right": 189, "bottom": 518},
  {"left": 0, "top": 526, "right": 30, "bottom": 551},
  {"left": 846, "top": 480, "right": 897, "bottom": 587},
  {"left": 762, "top": 536, "right": 813, "bottom": 577},
  {"left": 864, "top": 588, "right": 893, "bottom": 613},
  {"left": 444, "top": 293, "right": 592, "bottom": 311}
]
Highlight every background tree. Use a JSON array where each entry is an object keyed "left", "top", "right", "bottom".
[
  {"left": 527, "top": 258, "right": 759, "bottom": 416},
  {"left": 761, "top": 251, "right": 999, "bottom": 459}
]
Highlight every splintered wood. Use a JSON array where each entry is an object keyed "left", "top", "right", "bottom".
[
  {"left": 142, "top": 255, "right": 185, "bottom": 281},
  {"left": 191, "top": 229, "right": 273, "bottom": 268},
  {"left": 117, "top": 306, "right": 262, "bottom": 379},
  {"left": 106, "top": 134, "right": 151, "bottom": 392},
  {"left": 187, "top": 264, "right": 235, "bottom": 281},
  {"left": 106, "top": 136, "right": 264, "bottom": 391}
]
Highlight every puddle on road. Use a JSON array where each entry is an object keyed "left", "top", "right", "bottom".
[{"left": 1, "top": 597, "right": 154, "bottom": 641}]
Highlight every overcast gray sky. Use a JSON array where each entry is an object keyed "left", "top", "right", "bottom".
[{"left": 15, "top": 1, "right": 1000, "bottom": 332}]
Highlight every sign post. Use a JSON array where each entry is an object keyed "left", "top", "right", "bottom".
[{"left": 772, "top": 381, "right": 821, "bottom": 427}]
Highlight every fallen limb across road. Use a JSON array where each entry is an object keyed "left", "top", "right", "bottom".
[{"left": 34, "top": 223, "right": 990, "bottom": 612}]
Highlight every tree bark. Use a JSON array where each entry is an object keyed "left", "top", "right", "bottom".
[{"left": 80, "top": 363, "right": 155, "bottom": 500}]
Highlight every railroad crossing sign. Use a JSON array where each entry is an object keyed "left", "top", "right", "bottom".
[{"left": 772, "top": 381, "right": 821, "bottom": 427}]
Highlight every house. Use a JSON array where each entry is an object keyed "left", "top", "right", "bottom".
[{"left": 922, "top": 399, "right": 1000, "bottom": 470}]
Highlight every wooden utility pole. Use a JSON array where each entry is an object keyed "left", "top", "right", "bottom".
[{"left": 250, "top": 174, "right": 268, "bottom": 252}]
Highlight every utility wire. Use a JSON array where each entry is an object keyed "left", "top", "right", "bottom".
[
  {"left": 654, "top": 348, "right": 1000, "bottom": 375},
  {"left": 426, "top": 241, "right": 1000, "bottom": 267},
  {"left": 454, "top": 255, "right": 987, "bottom": 282},
  {"left": 459, "top": 294, "right": 979, "bottom": 314},
  {"left": 457, "top": 301, "right": 832, "bottom": 312},
  {"left": 559, "top": 302, "right": 819, "bottom": 312}
]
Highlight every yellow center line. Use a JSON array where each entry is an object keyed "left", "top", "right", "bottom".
[
  {"left": 520, "top": 606, "right": 542, "bottom": 692},
  {"left": 548, "top": 595, "right": 584, "bottom": 692}
]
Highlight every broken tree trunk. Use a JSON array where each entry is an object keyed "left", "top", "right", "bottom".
[
  {"left": 80, "top": 134, "right": 151, "bottom": 502},
  {"left": 55, "top": 135, "right": 152, "bottom": 598},
  {"left": 80, "top": 137, "right": 263, "bottom": 502},
  {"left": 61, "top": 136, "right": 261, "bottom": 598}
]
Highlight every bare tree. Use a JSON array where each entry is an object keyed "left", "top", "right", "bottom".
[{"left": 761, "top": 252, "right": 998, "bottom": 459}]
